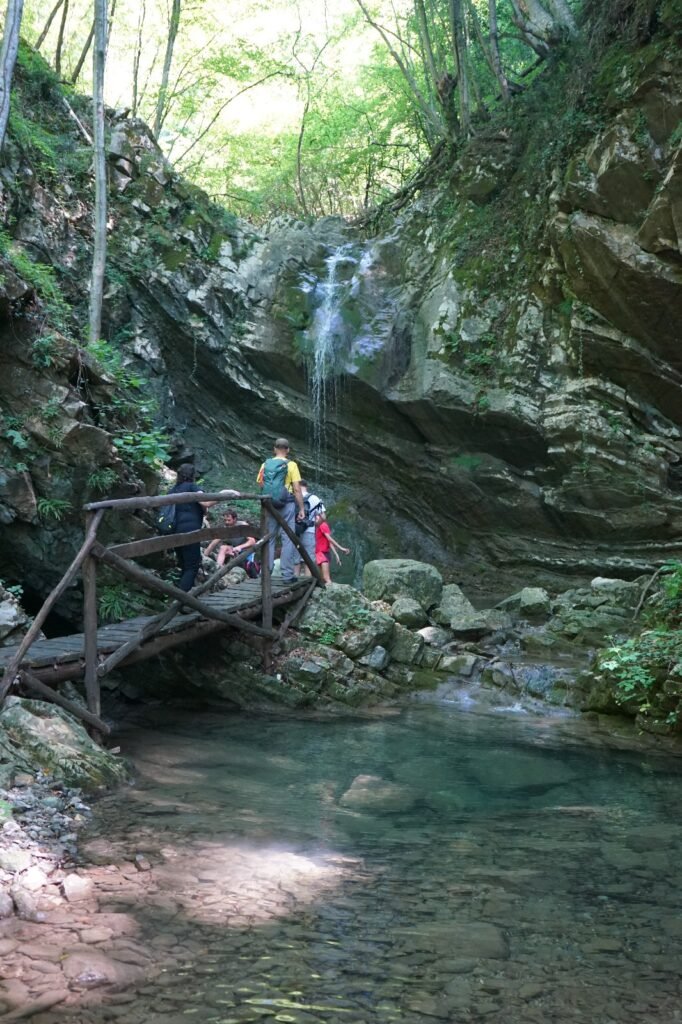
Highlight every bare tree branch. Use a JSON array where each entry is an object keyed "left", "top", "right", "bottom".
[
  {"left": 154, "top": 0, "right": 181, "bottom": 137},
  {"left": 35, "top": 0, "right": 64, "bottom": 50},
  {"left": 174, "top": 70, "right": 283, "bottom": 165}
]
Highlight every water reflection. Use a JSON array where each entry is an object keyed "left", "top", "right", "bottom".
[{"left": 81, "top": 704, "right": 682, "bottom": 1023}]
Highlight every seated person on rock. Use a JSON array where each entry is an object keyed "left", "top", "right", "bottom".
[{"left": 205, "top": 508, "right": 256, "bottom": 567}]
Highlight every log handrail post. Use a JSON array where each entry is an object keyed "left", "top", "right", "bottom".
[
  {"left": 82, "top": 510, "right": 100, "bottom": 718},
  {"left": 95, "top": 530, "right": 275, "bottom": 679},
  {"left": 261, "top": 499, "right": 273, "bottom": 633},
  {"left": 92, "top": 542, "right": 278, "bottom": 638},
  {"left": 268, "top": 503, "right": 323, "bottom": 584},
  {"left": 0, "top": 509, "right": 105, "bottom": 703}
]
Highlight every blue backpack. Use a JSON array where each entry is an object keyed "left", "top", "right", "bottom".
[{"left": 262, "top": 457, "right": 291, "bottom": 508}]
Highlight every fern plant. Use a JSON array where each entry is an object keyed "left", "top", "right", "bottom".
[
  {"left": 87, "top": 467, "right": 118, "bottom": 493},
  {"left": 98, "top": 584, "right": 148, "bottom": 623},
  {"left": 36, "top": 497, "right": 72, "bottom": 521}
]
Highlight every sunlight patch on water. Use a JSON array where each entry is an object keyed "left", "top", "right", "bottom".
[{"left": 141, "top": 840, "right": 355, "bottom": 926}]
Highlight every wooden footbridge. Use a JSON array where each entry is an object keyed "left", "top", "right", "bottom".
[{"left": 0, "top": 492, "right": 322, "bottom": 735}]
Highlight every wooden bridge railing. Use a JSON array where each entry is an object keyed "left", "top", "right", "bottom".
[{"left": 0, "top": 490, "right": 322, "bottom": 729}]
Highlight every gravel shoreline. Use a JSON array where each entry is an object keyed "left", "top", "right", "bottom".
[{"left": 0, "top": 771, "right": 91, "bottom": 922}]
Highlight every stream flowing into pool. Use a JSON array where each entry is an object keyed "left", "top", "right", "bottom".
[{"left": 81, "top": 703, "right": 682, "bottom": 1024}]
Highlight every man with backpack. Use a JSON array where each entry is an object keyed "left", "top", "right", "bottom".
[
  {"left": 256, "top": 438, "right": 305, "bottom": 581},
  {"left": 295, "top": 480, "right": 325, "bottom": 577}
]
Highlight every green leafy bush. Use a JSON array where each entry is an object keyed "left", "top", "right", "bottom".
[
  {"left": 31, "top": 333, "right": 58, "bottom": 368},
  {"left": 8, "top": 107, "right": 58, "bottom": 171},
  {"left": 5, "top": 427, "right": 29, "bottom": 450},
  {"left": 0, "top": 232, "right": 70, "bottom": 329},
  {"left": 113, "top": 430, "right": 170, "bottom": 469},
  {"left": 0, "top": 579, "right": 24, "bottom": 600},
  {"left": 598, "top": 562, "right": 682, "bottom": 725}
]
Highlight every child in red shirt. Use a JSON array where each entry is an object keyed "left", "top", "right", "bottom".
[{"left": 315, "top": 511, "right": 350, "bottom": 584}]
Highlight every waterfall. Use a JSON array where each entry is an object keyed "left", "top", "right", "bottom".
[
  {"left": 306, "top": 244, "right": 357, "bottom": 473},
  {"left": 302, "top": 240, "right": 399, "bottom": 476}
]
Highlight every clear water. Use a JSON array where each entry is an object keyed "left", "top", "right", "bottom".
[{"left": 83, "top": 704, "right": 682, "bottom": 1023}]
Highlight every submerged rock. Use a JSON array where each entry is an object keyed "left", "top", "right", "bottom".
[
  {"left": 394, "top": 920, "right": 509, "bottom": 959},
  {"left": 339, "top": 774, "right": 418, "bottom": 814}
]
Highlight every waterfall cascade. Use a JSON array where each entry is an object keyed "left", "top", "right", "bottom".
[
  {"left": 306, "top": 244, "right": 357, "bottom": 472},
  {"left": 302, "top": 242, "right": 397, "bottom": 476}
]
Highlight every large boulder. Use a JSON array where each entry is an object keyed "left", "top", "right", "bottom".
[
  {"left": 390, "top": 596, "right": 428, "bottom": 628},
  {"left": 363, "top": 560, "right": 442, "bottom": 611},
  {"left": 300, "top": 583, "right": 394, "bottom": 652},
  {"left": 0, "top": 587, "right": 29, "bottom": 642},
  {"left": 450, "top": 609, "right": 514, "bottom": 639},
  {"left": 0, "top": 698, "right": 128, "bottom": 790},
  {"left": 389, "top": 624, "right": 424, "bottom": 664},
  {"left": 432, "top": 583, "right": 477, "bottom": 627},
  {"left": 498, "top": 586, "right": 551, "bottom": 620}
]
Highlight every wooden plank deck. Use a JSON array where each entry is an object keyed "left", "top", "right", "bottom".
[{"left": 0, "top": 577, "right": 308, "bottom": 673}]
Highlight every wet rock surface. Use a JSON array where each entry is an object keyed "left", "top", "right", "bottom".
[
  {"left": 116, "top": 566, "right": 673, "bottom": 740},
  {"left": 0, "top": 697, "right": 129, "bottom": 790}
]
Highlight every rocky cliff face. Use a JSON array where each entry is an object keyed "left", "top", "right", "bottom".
[{"left": 0, "top": 21, "right": 681, "bottom": 616}]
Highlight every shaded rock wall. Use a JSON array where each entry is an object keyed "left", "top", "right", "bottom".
[{"left": 0, "top": 27, "right": 681, "bottom": 616}]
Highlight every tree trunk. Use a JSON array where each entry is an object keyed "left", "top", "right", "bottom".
[
  {"left": 546, "top": 0, "right": 577, "bottom": 33},
  {"left": 89, "top": 0, "right": 108, "bottom": 348},
  {"left": 71, "top": 0, "right": 115, "bottom": 86},
  {"left": 0, "top": 0, "right": 23, "bottom": 152},
  {"left": 450, "top": 0, "right": 471, "bottom": 136},
  {"left": 71, "top": 20, "right": 94, "bottom": 83},
  {"left": 488, "top": 0, "right": 510, "bottom": 100},
  {"left": 296, "top": 95, "right": 310, "bottom": 217},
  {"left": 106, "top": 0, "right": 117, "bottom": 51},
  {"left": 153, "top": 0, "right": 181, "bottom": 138},
  {"left": 35, "top": 0, "right": 64, "bottom": 50},
  {"left": 131, "top": 0, "right": 147, "bottom": 117},
  {"left": 354, "top": 0, "right": 442, "bottom": 147},
  {"left": 508, "top": 0, "right": 575, "bottom": 56},
  {"left": 54, "top": 0, "right": 69, "bottom": 76},
  {"left": 414, "top": 0, "right": 440, "bottom": 95}
]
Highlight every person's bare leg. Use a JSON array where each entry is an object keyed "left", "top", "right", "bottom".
[
  {"left": 320, "top": 561, "right": 331, "bottom": 585},
  {"left": 216, "top": 546, "right": 227, "bottom": 567}
]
